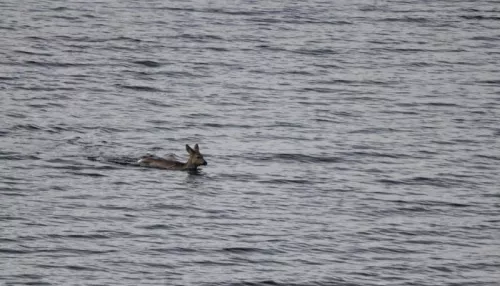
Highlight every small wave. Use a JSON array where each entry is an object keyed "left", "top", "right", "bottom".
[
  {"left": 341, "top": 151, "right": 409, "bottom": 159},
  {"left": 347, "top": 127, "right": 399, "bottom": 134},
  {"left": 477, "top": 79, "right": 500, "bottom": 85},
  {"left": 141, "top": 98, "right": 174, "bottom": 108},
  {"left": 314, "top": 118, "right": 340, "bottom": 123},
  {"left": 117, "top": 84, "right": 162, "bottom": 92},
  {"left": 146, "top": 119, "right": 173, "bottom": 125},
  {"left": 369, "top": 246, "right": 420, "bottom": 254},
  {"left": 408, "top": 61, "right": 434, "bottom": 67},
  {"left": 0, "top": 153, "right": 41, "bottom": 161},
  {"left": 1, "top": 191, "right": 29, "bottom": 197},
  {"left": 0, "top": 26, "right": 15, "bottom": 31},
  {"left": 15, "top": 49, "right": 53, "bottom": 56},
  {"left": 419, "top": 200, "right": 471, "bottom": 208},
  {"left": 428, "top": 265, "right": 455, "bottom": 274},
  {"left": 52, "top": 15, "right": 79, "bottom": 20},
  {"left": 292, "top": 20, "right": 352, "bottom": 25},
  {"left": 12, "top": 123, "right": 41, "bottom": 131},
  {"left": 151, "top": 203, "right": 192, "bottom": 210},
  {"left": 376, "top": 199, "right": 469, "bottom": 215},
  {"left": 460, "top": 15, "right": 500, "bottom": 20},
  {"left": 156, "top": 70, "right": 198, "bottom": 78},
  {"left": 208, "top": 281, "right": 281, "bottom": 286},
  {"left": 133, "top": 60, "right": 163, "bottom": 67},
  {"left": 37, "top": 264, "right": 102, "bottom": 272},
  {"left": 204, "top": 8, "right": 265, "bottom": 16},
  {"left": 475, "top": 154, "right": 500, "bottom": 161},
  {"left": 378, "top": 176, "right": 474, "bottom": 188},
  {"left": 24, "top": 60, "right": 91, "bottom": 67},
  {"left": 51, "top": 6, "right": 68, "bottom": 11},
  {"left": 222, "top": 247, "right": 260, "bottom": 253},
  {"left": 424, "top": 102, "right": 461, "bottom": 107},
  {"left": 111, "top": 36, "right": 142, "bottom": 42},
  {"left": 0, "top": 248, "right": 30, "bottom": 254},
  {"left": 470, "top": 36, "right": 500, "bottom": 41},
  {"left": 175, "top": 33, "right": 226, "bottom": 43},
  {"left": 380, "top": 17, "right": 430, "bottom": 23},
  {"left": 150, "top": 247, "right": 198, "bottom": 254},
  {"left": 206, "top": 47, "right": 229, "bottom": 52},
  {"left": 47, "top": 233, "right": 110, "bottom": 239},
  {"left": 24, "top": 36, "right": 45, "bottom": 40},
  {"left": 259, "top": 178, "right": 311, "bottom": 185},
  {"left": 300, "top": 87, "right": 337, "bottom": 93},
  {"left": 222, "top": 247, "right": 285, "bottom": 255},
  {"left": 281, "top": 70, "right": 315, "bottom": 76},
  {"left": 293, "top": 48, "right": 337, "bottom": 56},
  {"left": 203, "top": 280, "right": 332, "bottom": 286},
  {"left": 65, "top": 171, "right": 107, "bottom": 177},
  {"left": 159, "top": 7, "right": 196, "bottom": 12},
  {"left": 380, "top": 47, "right": 429, "bottom": 53},
  {"left": 203, "top": 123, "right": 254, "bottom": 128},
  {"left": 137, "top": 224, "right": 174, "bottom": 230},
  {"left": 140, "top": 262, "right": 175, "bottom": 269},
  {"left": 0, "top": 76, "right": 19, "bottom": 81},
  {"left": 249, "top": 153, "right": 342, "bottom": 164}
]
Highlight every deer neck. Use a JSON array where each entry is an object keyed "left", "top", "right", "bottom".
[{"left": 183, "top": 160, "right": 197, "bottom": 170}]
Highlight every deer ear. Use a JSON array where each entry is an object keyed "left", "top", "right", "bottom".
[
  {"left": 186, "top": 144, "right": 194, "bottom": 154},
  {"left": 194, "top": 144, "right": 199, "bottom": 152}
]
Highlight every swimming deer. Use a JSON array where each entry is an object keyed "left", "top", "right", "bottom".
[{"left": 138, "top": 144, "right": 207, "bottom": 170}]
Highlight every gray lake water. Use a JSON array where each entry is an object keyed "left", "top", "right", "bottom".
[{"left": 1, "top": 0, "right": 500, "bottom": 285}]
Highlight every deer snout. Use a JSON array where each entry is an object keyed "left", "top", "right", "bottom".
[{"left": 203, "top": 161, "right": 207, "bottom": 166}]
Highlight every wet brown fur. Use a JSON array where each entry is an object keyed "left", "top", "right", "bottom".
[{"left": 138, "top": 144, "right": 207, "bottom": 170}]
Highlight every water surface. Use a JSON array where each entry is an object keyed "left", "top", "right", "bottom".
[{"left": 1, "top": 0, "right": 499, "bottom": 285}]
